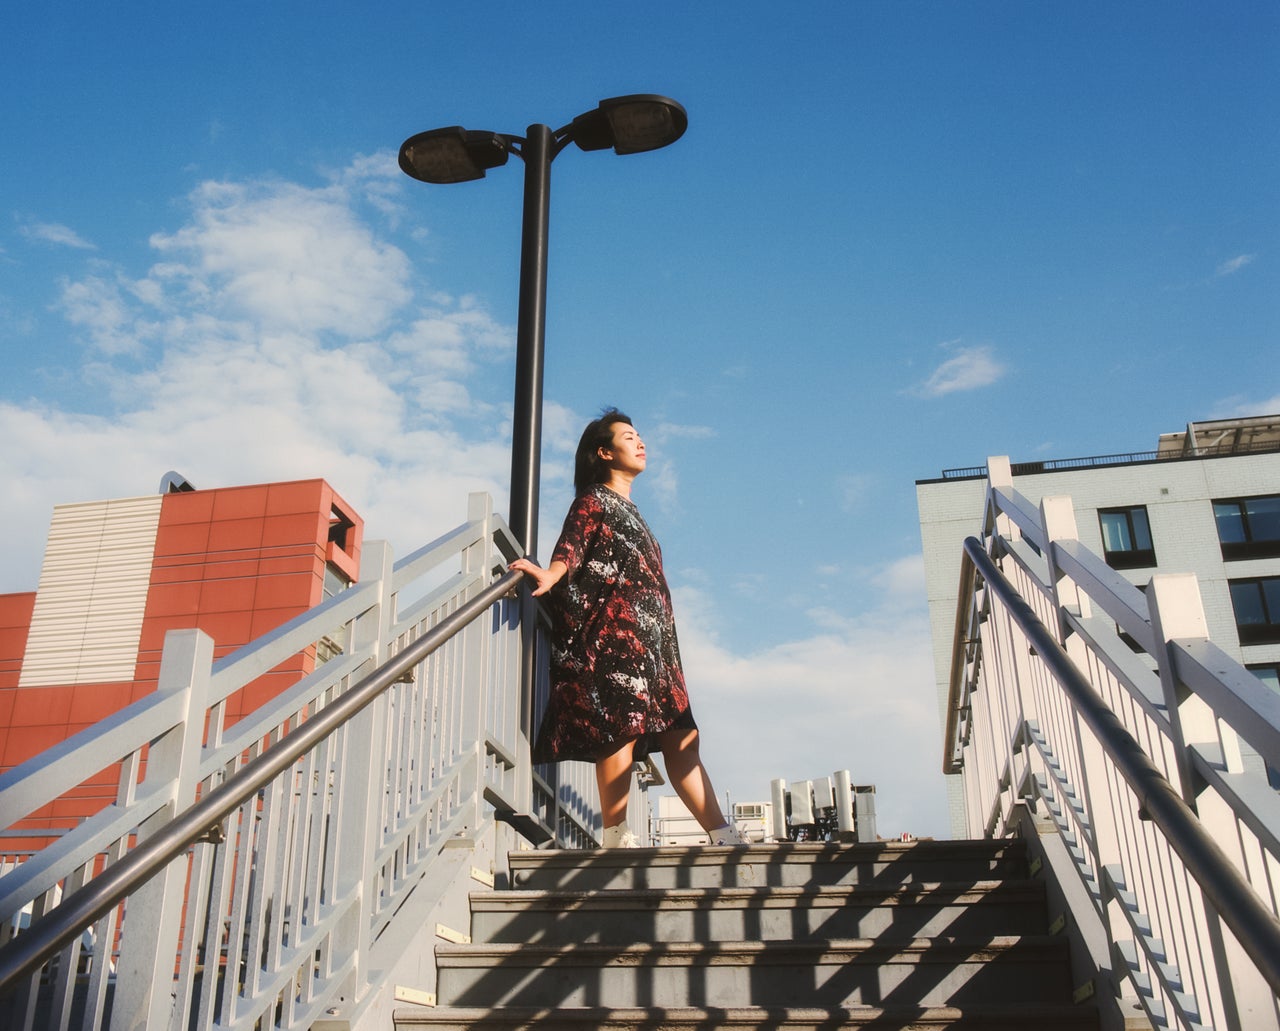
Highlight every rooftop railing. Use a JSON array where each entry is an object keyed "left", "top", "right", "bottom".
[{"left": 935, "top": 436, "right": 1280, "bottom": 481}]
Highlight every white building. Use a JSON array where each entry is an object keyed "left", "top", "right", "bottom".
[
  {"left": 654, "top": 795, "right": 775, "bottom": 845},
  {"left": 917, "top": 414, "right": 1280, "bottom": 837}
]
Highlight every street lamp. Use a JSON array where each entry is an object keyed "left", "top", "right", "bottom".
[{"left": 398, "top": 94, "right": 687, "bottom": 561}]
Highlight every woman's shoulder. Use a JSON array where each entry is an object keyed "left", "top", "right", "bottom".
[
  {"left": 560, "top": 486, "right": 609, "bottom": 530},
  {"left": 567, "top": 484, "right": 644, "bottom": 525},
  {"left": 578, "top": 483, "right": 635, "bottom": 510},
  {"left": 571, "top": 484, "right": 609, "bottom": 510}
]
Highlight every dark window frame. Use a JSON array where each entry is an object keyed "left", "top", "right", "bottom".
[
  {"left": 1213, "top": 494, "right": 1280, "bottom": 561},
  {"left": 1098, "top": 505, "right": 1157, "bottom": 570},
  {"left": 1229, "top": 577, "right": 1280, "bottom": 645},
  {"left": 1245, "top": 664, "right": 1280, "bottom": 788}
]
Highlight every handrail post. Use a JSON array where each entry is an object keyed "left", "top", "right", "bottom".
[
  {"left": 1038, "top": 498, "right": 1110, "bottom": 883},
  {"left": 462, "top": 493, "right": 490, "bottom": 834},
  {"left": 982, "top": 480, "right": 1032, "bottom": 836},
  {"left": 1148, "top": 572, "right": 1251, "bottom": 1028},
  {"left": 518, "top": 597, "right": 538, "bottom": 808},
  {"left": 1040, "top": 496, "right": 1091, "bottom": 640},
  {"left": 111, "top": 628, "right": 213, "bottom": 1031},
  {"left": 533, "top": 618, "right": 559, "bottom": 854},
  {"left": 1148, "top": 573, "right": 1216, "bottom": 805},
  {"left": 983, "top": 456, "right": 1017, "bottom": 545},
  {"left": 350, "top": 539, "right": 394, "bottom": 666},
  {"left": 330, "top": 539, "right": 393, "bottom": 1013}
]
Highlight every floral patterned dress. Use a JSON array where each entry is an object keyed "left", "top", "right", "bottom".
[{"left": 532, "top": 483, "right": 693, "bottom": 763}]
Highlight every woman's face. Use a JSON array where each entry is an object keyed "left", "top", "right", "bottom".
[{"left": 601, "top": 422, "right": 646, "bottom": 476}]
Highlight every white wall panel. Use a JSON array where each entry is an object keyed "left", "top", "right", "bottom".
[{"left": 19, "top": 495, "right": 164, "bottom": 687}]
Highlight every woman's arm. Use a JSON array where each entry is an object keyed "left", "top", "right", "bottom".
[
  {"left": 511, "top": 490, "right": 601, "bottom": 597},
  {"left": 509, "top": 557, "right": 567, "bottom": 597}
]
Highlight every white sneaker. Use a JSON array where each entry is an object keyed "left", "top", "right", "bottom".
[
  {"left": 711, "top": 824, "right": 747, "bottom": 846},
  {"left": 602, "top": 822, "right": 642, "bottom": 848}
]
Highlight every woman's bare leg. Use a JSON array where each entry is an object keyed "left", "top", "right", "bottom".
[
  {"left": 658, "top": 726, "right": 727, "bottom": 831},
  {"left": 595, "top": 737, "right": 638, "bottom": 828}
]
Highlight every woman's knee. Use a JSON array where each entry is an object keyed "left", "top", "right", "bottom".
[
  {"left": 597, "top": 737, "right": 637, "bottom": 773},
  {"left": 660, "top": 726, "right": 701, "bottom": 758}
]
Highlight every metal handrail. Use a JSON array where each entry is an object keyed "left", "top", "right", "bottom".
[
  {"left": 963, "top": 536, "right": 1280, "bottom": 996},
  {"left": 0, "top": 568, "right": 524, "bottom": 993},
  {"left": 942, "top": 547, "right": 976, "bottom": 775}
]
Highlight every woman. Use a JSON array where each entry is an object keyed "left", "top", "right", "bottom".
[{"left": 510, "top": 409, "right": 744, "bottom": 848}]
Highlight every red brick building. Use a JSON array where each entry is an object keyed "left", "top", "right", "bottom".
[{"left": 0, "top": 475, "right": 363, "bottom": 839}]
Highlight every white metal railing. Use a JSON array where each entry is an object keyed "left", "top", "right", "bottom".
[
  {"left": 944, "top": 457, "right": 1280, "bottom": 1030},
  {"left": 0, "top": 492, "right": 623, "bottom": 1030}
]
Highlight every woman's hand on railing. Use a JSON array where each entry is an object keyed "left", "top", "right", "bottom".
[{"left": 509, "top": 557, "right": 566, "bottom": 597}]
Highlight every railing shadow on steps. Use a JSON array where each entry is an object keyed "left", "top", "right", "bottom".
[
  {"left": 0, "top": 492, "right": 633, "bottom": 1031},
  {"left": 413, "top": 837, "right": 1079, "bottom": 1026},
  {"left": 945, "top": 457, "right": 1280, "bottom": 1031}
]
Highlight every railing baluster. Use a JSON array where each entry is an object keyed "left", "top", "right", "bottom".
[{"left": 112, "top": 628, "right": 212, "bottom": 1031}]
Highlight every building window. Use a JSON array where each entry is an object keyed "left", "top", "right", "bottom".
[
  {"left": 323, "top": 563, "right": 352, "bottom": 599},
  {"left": 1248, "top": 663, "right": 1280, "bottom": 697},
  {"left": 1229, "top": 578, "right": 1280, "bottom": 645},
  {"left": 1214, "top": 494, "right": 1280, "bottom": 560},
  {"left": 1099, "top": 506, "right": 1156, "bottom": 569},
  {"left": 328, "top": 504, "right": 357, "bottom": 553},
  {"left": 1246, "top": 664, "right": 1280, "bottom": 789}
]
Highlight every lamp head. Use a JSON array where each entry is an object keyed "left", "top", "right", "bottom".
[
  {"left": 569, "top": 95, "right": 688, "bottom": 155},
  {"left": 398, "top": 127, "right": 510, "bottom": 184}
]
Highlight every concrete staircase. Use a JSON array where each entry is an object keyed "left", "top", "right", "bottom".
[{"left": 395, "top": 839, "right": 1099, "bottom": 1029}]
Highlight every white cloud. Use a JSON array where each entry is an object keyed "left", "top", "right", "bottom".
[
  {"left": 148, "top": 177, "right": 412, "bottom": 337},
  {"left": 1221, "top": 394, "right": 1280, "bottom": 419},
  {"left": 653, "top": 422, "right": 715, "bottom": 442},
  {"left": 645, "top": 457, "right": 681, "bottom": 515},
  {"left": 0, "top": 322, "right": 516, "bottom": 585},
  {"left": 58, "top": 273, "right": 157, "bottom": 356},
  {"left": 330, "top": 150, "right": 407, "bottom": 226},
  {"left": 541, "top": 401, "right": 587, "bottom": 457},
  {"left": 914, "top": 343, "right": 1006, "bottom": 398},
  {"left": 837, "top": 472, "right": 873, "bottom": 513},
  {"left": 20, "top": 221, "right": 96, "bottom": 250},
  {"left": 873, "top": 553, "right": 927, "bottom": 601},
  {"left": 1213, "top": 253, "right": 1256, "bottom": 278},
  {"left": 2, "top": 161, "right": 517, "bottom": 592}
]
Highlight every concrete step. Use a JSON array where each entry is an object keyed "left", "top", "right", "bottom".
[
  {"left": 470, "top": 880, "right": 1048, "bottom": 945},
  {"left": 435, "top": 935, "right": 1073, "bottom": 1009},
  {"left": 395, "top": 1003, "right": 1100, "bottom": 1029},
  {"left": 507, "top": 840, "right": 1027, "bottom": 892}
]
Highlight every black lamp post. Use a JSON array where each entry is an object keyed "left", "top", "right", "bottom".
[{"left": 398, "top": 94, "right": 687, "bottom": 561}]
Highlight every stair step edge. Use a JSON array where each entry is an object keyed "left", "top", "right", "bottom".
[
  {"left": 509, "top": 840, "right": 1025, "bottom": 863},
  {"left": 436, "top": 934, "right": 1069, "bottom": 964},
  {"left": 394, "top": 1003, "right": 1098, "bottom": 1029},
  {"left": 470, "top": 879, "right": 1045, "bottom": 909}
]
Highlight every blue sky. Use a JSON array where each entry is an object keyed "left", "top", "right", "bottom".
[{"left": 3, "top": 3, "right": 1277, "bottom": 837}]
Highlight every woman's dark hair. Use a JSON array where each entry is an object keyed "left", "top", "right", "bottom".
[{"left": 574, "top": 408, "right": 632, "bottom": 494}]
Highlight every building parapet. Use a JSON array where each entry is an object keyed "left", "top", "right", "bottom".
[{"left": 925, "top": 433, "right": 1280, "bottom": 484}]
